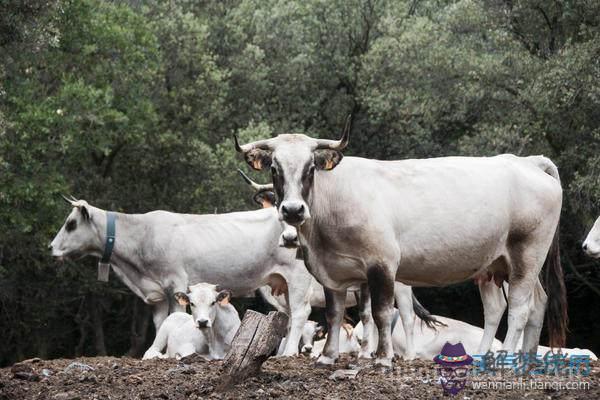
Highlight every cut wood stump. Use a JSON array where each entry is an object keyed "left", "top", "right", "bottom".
[{"left": 217, "top": 310, "right": 288, "bottom": 391}]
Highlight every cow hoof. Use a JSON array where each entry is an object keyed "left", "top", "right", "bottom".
[
  {"left": 315, "top": 355, "right": 337, "bottom": 367},
  {"left": 358, "top": 350, "right": 374, "bottom": 359},
  {"left": 278, "top": 351, "right": 299, "bottom": 358},
  {"left": 374, "top": 357, "right": 393, "bottom": 369}
]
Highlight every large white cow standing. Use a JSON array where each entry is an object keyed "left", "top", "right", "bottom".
[
  {"left": 240, "top": 170, "right": 441, "bottom": 359},
  {"left": 234, "top": 121, "right": 568, "bottom": 367},
  {"left": 49, "top": 197, "right": 313, "bottom": 356}
]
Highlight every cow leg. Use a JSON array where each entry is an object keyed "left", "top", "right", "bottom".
[
  {"left": 281, "top": 285, "right": 312, "bottom": 356},
  {"left": 152, "top": 300, "right": 170, "bottom": 330},
  {"left": 521, "top": 278, "right": 547, "bottom": 353},
  {"left": 477, "top": 280, "right": 507, "bottom": 353},
  {"left": 394, "top": 283, "right": 416, "bottom": 360},
  {"left": 316, "top": 288, "right": 346, "bottom": 366},
  {"left": 503, "top": 228, "right": 555, "bottom": 353},
  {"left": 358, "top": 283, "right": 376, "bottom": 358},
  {"left": 368, "top": 264, "right": 395, "bottom": 368}
]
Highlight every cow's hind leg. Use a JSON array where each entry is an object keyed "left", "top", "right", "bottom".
[
  {"left": 477, "top": 280, "right": 507, "bottom": 354},
  {"left": 503, "top": 236, "right": 550, "bottom": 353},
  {"left": 394, "top": 283, "right": 416, "bottom": 360},
  {"left": 522, "top": 278, "right": 547, "bottom": 353},
  {"left": 316, "top": 288, "right": 347, "bottom": 366},
  {"left": 367, "top": 264, "right": 395, "bottom": 368}
]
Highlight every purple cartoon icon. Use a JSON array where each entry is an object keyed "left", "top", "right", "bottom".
[{"left": 434, "top": 342, "right": 473, "bottom": 396}]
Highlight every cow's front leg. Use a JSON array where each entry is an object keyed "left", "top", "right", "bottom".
[
  {"left": 316, "top": 288, "right": 346, "bottom": 366},
  {"left": 367, "top": 265, "right": 395, "bottom": 368},
  {"left": 358, "top": 283, "right": 376, "bottom": 358},
  {"left": 152, "top": 300, "right": 170, "bottom": 330}
]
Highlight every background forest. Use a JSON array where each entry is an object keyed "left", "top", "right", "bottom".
[{"left": 1, "top": 0, "right": 599, "bottom": 367}]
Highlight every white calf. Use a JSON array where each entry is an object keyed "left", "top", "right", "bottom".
[{"left": 143, "top": 283, "right": 240, "bottom": 360}]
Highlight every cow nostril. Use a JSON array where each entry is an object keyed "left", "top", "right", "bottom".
[
  {"left": 583, "top": 243, "right": 588, "bottom": 251},
  {"left": 48, "top": 244, "right": 53, "bottom": 250},
  {"left": 197, "top": 320, "right": 209, "bottom": 328}
]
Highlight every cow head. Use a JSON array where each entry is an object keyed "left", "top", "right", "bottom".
[
  {"left": 299, "top": 320, "right": 325, "bottom": 353},
  {"left": 49, "top": 195, "right": 103, "bottom": 261},
  {"left": 583, "top": 216, "right": 600, "bottom": 258},
  {"left": 234, "top": 117, "right": 350, "bottom": 227},
  {"left": 174, "top": 283, "right": 232, "bottom": 329}
]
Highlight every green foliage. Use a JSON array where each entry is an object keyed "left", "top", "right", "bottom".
[{"left": 1, "top": 0, "right": 600, "bottom": 365}]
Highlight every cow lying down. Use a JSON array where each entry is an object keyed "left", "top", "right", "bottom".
[
  {"left": 277, "top": 320, "right": 360, "bottom": 357},
  {"left": 353, "top": 311, "right": 597, "bottom": 360},
  {"left": 296, "top": 312, "right": 597, "bottom": 361},
  {"left": 143, "top": 283, "right": 240, "bottom": 360}
]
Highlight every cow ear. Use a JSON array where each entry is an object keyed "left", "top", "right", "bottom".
[
  {"left": 254, "top": 191, "right": 276, "bottom": 208},
  {"left": 216, "top": 290, "right": 232, "bottom": 305},
  {"left": 244, "top": 149, "right": 272, "bottom": 171},
  {"left": 314, "top": 150, "right": 343, "bottom": 170},
  {"left": 174, "top": 292, "right": 190, "bottom": 306},
  {"left": 314, "top": 325, "right": 325, "bottom": 339}
]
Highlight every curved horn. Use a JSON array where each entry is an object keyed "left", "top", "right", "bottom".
[
  {"left": 233, "top": 134, "right": 276, "bottom": 153},
  {"left": 314, "top": 115, "right": 351, "bottom": 150},
  {"left": 61, "top": 194, "right": 74, "bottom": 205},
  {"left": 237, "top": 169, "right": 274, "bottom": 192}
]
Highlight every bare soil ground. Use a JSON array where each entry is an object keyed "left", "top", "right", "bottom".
[{"left": 1, "top": 355, "right": 598, "bottom": 399}]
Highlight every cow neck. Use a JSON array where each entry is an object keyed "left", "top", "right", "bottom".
[{"left": 98, "top": 211, "right": 148, "bottom": 276}]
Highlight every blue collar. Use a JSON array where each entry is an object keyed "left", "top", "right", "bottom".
[{"left": 100, "top": 212, "right": 116, "bottom": 264}]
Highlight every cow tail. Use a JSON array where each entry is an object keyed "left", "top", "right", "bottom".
[
  {"left": 412, "top": 293, "right": 446, "bottom": 330},
  {"left": 544, "top": 227, "right": 569, "bottom": 348}
]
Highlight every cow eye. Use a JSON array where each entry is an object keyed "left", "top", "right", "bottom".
[
  {"left": 190, "top": 302, "right": 196, "bottom": 307},
  {"left": 66, "top": 220, "right": 77, "bottom": 232},
  {"left": 211, "top": 301, "right": 217, "bottom": 306}
]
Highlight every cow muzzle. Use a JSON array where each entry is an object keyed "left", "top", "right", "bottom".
[
  {"left": 197, "top": 319, "right": 211, "bottom": 329},
  {"left": 280, "top": 201, "right": 309, "bottom": 226}
]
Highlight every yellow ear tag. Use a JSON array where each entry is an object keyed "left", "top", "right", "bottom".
[
  {"left": 324, "top": 159, "right": 334, "bottom": 170},
  {"left": 218, "top": 296, "right": 230, "bottom": 306},
  {"left": 175, "top": 293, "right": 189, "bottom": 306},
  {"left": 252, "top": 159, "right": 262, "bottom": 170}
]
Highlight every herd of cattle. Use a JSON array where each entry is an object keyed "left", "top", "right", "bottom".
[{"left": 49, "top": 123, "right": 600, "bottom": 367}]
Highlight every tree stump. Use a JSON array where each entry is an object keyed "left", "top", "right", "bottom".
[{"left": 217, "top": 310, "right": 288, "bottom": 391}]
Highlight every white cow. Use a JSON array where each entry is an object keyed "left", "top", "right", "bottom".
[
  {"left": 308, "top": 322, "right": 361, "bottom": 357},
  {"left": 355, "top": 312, "right": 503, "bottom": 360},
  {"left": 240, "top": 170, "right": 439, "bottom": 360},
  {"left": 143, "top": 283, "right": 240, "bottom": 360},
  {"left": 354, "top": 311, "right": 597, "bottom": 361},
  {"left": 50, "top": 196, "right": 312, "bottom": 356},
  {"left": 235, "top": 126, "right": 566, "bottom": 367}
]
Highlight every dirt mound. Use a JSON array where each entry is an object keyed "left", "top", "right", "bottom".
[{"left": 1, "top": 355, "right": 598, "bottom": 399}]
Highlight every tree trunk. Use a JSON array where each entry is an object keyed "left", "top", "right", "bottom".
[
  {"left": 218, "top": 310, "right": 288, "bottom": 391},
  {"left": 126, "top": 297, "right": 152, "bottom": 357},
  {"left": 90, "top": 294, "right": 107, "bottom": 356}
]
